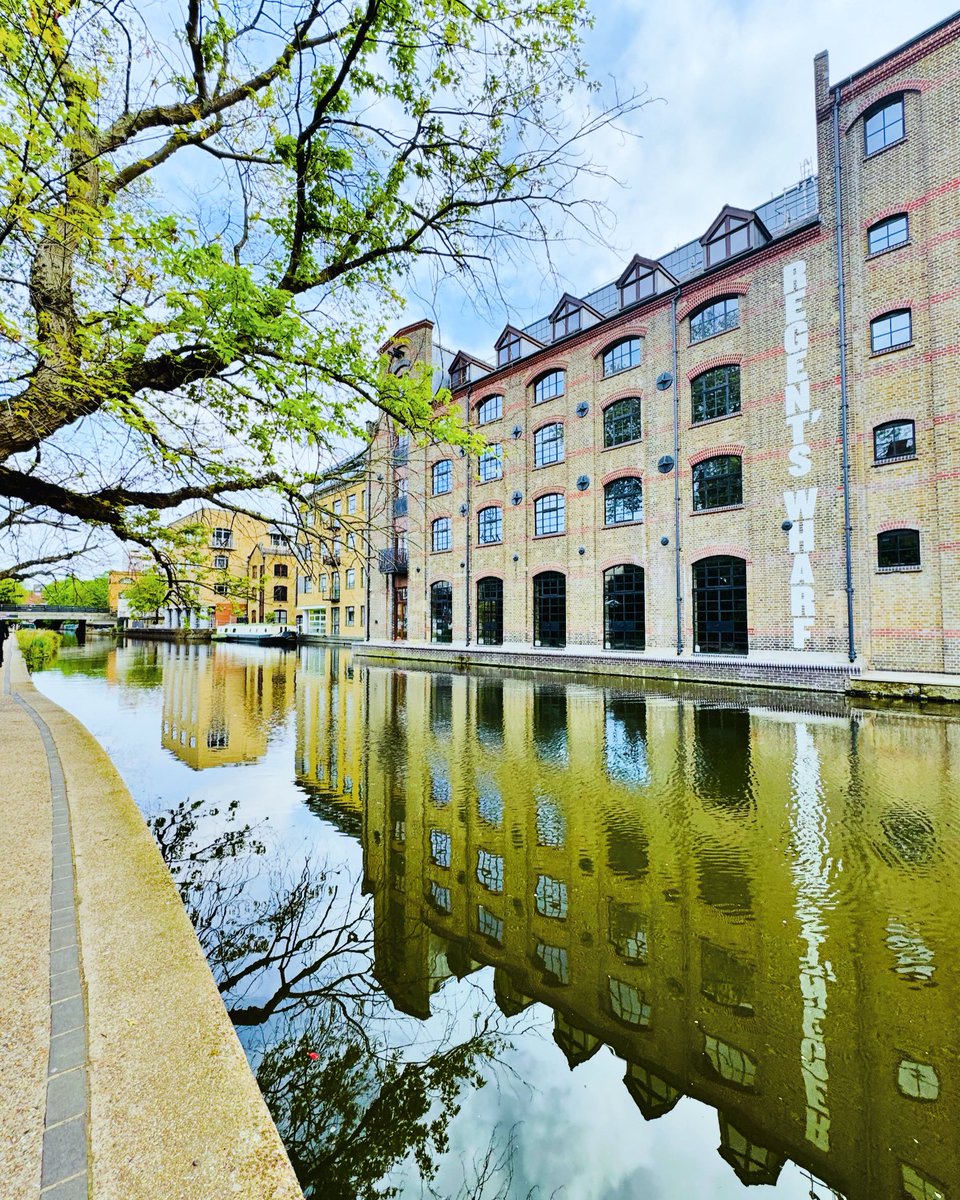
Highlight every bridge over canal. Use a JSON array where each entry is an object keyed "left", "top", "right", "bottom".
[{"left": 0, "top": 605, "right": 116, "bottom": 643}]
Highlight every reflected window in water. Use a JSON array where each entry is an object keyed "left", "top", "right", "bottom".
[
  {"left": 476, "top": 681, "right": 504, "bottom": 748},
  {"left": 696, "top": 850, "right": 753, "bottom": 917},
  {"left": 477, "top": 776, "right": 504, "bottom": 827},
  {"left": 533, "top": 689, "right": 568, "bottom": 763},
  {"left": 429, "top": 881, "right": 452, "bottom": 914},
  {"left": 700, "top": 939, "right": 754, "bottom": 1012},
  {"left": 536, "top": 942, "right": 570, "bottom": 985},
  {"left": 717, "top": 1118, "right": 784, "bottom": 1187},
  {"left": 431, "top": 676, "right": 452, "bottom": 737},
  {"left": 609, "top": 977, "right": 650, "bottom": 1027},
  {"left": 430, "top": 763, "right": 451, "bottom": 807},
  {"left": 624, "top": 1063, "right": 681, "bottom": 1119},
  {"left": 902, "top": 1163, "right": 947, "bottom": 1200},
  {"left": 693, "top": 707, "right": 752, "bottom": 808},
  {"left": 703, "top": 1034, "right": 756, "bottom": 1088},
  {"left": 207, "top": 722, "right": 229, "bottom": 749},
  {"left": 606, "top": 824, "right": 649, "bottom": 880},
  {"left": 390, "top": 850, "right": 406, "bottom": 892},
  {"left": 390, "top": 791, "right": 406, "bottom": 843},
  {"left": 882, "top": 809, "right": 938, "bottom": 866},
  {"left": 898, "top": 1060, "right": 940, "bottom": 1101},
  {"left": 604, "top": 696, "right": 649, "bottom": 786},
  {"left": 477, "top": 850, "right": 504, "bottom": 893},
  {"left": 886, "top": 920, "right": 936, "bottom": 982},
  {"left": 609, "top": 903, "right": 648, "bottom": 962},
  {"left": 536, "top": 796, "right": 566, "bottom": 847},
  {"left": 477, "top": 905, "right": 503, "bottom": 944},
  {"left": 535, "top": 874, "right": 568, "bottom": 919},
  {"left": 430, "top": 829, "right": 452, "bottom": 869}
]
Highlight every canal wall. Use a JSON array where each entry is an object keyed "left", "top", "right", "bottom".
[
  {"left": 0, "top": 644, "right": 303, "bottom": 1199},
  {"left": 123, "top": 627, "right": 212, "bottom": 643}
]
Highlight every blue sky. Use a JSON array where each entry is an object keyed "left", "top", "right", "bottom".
[{"left": 417, "top": 0, "right": 956, "bottom": 362}]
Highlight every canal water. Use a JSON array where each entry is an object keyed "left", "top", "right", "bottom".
[{"left": 32, "top": 639, "right": 960, "bottom": 1199}]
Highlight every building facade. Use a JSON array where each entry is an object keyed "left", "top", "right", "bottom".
[{"left": 366, "top": 16, "right": 960, "bottom": 682}]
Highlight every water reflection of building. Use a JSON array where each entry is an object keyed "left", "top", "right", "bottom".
[
  {"left": 160, "top": 643, "right": 296, "bottom": 768},
  {"left": 361, "top": 668, "right": 960, "bottom": 1199},
  {"left": 294, "top": 645, "right": 364, "bottom": 833}
]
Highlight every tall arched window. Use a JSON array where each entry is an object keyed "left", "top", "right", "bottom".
[
  {"left": 691, "top": 365, "right": 740, "bottom": 424},
  {"left": 604, "top": 565, "right": 645, "bottom": 650},
  {"left": 602, "top": 337, "right": 641, "bottom": 377},
  {"left": 430, "top": 581, "right": 453, "bottom": 642},
  {"left": 533, "top": 572, "right": 566, "bottom": 648},
  {"left": 690, "top": 297, "right": 739, "bottom": 343},
  {"left": 603, "top": 397, "right": 642, "bottom": 447},
  {"left": 864, "top": 94, "right": 904, "bottom": 155},
  {"left": 693, "top": 557, "right": 748, "bottom": 655},
  {"left": 692, "top": 456, "right": 742, "bottom": 511},
  {"left": 604, "top": 478, "right": 643, "bottom": 525},
  {"left": 533, "top": 370, "right": 565, "bottom": 404},
  {"left": 534, "top": 422, "right": 564, "bottom": 467},
  {"left": 477, "top": 394, "right": 503, "bottom": 424},
  {"left": 476, "top": 577, "right": 503, "bottom": 645}
]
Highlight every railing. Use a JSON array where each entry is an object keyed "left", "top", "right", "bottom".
[
  {"left": 1, "top": 604, "right": 111, "bottom": 614},
  {"left": 393, "top": 494, "right": 408, "bottom": 518},
  {"left": 378, "top": 548, "right": 409, "bottom": 574}
]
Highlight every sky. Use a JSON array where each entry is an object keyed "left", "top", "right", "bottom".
[{"left": 419, "top": 0, "right": 957, "bottom": 362}]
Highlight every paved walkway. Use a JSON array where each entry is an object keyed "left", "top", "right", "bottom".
[{"left": 0, "top": 642, "right": 303, "bottom": 1199}]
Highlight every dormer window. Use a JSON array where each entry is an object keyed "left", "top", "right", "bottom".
[
  {"left": 450, "top": 361, "right": 470, "bottom": 388},
  {"left": 552, "top": 300, "right": 581, "bottom": 339},
  {"left": 701, "top": 207, "right": 769, "bottom": 268},
  {"left": 620, "top": 264, "right": 656, "bottom": 306},
  {"left": 498, "top": 332, "right": 521, "bottom": 366}
]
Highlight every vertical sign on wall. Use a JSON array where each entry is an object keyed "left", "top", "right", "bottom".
[{"left": 783, "top": 260, "right": 820, "bottom": 650}]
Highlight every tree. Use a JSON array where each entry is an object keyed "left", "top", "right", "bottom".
[
  {"left": 42, "top": 574, "right": 110, "bottom": 607},
  {"left": 122, "top": 571, "right": 169, "bottom": 621},
  {"left": 0, "top": 0, "right": 642, "bottom": 577},
  {"left": 0, "top": 578, "right": 26, "bottom": 603}
]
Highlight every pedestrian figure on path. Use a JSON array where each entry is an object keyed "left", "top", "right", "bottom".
[{"left": 0, "top": 618, "right": 9, "bottom": 666}]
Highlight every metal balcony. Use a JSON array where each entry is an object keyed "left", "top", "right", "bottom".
[{"left": 378, "top": 548, "right": 409, "bottom": 575}]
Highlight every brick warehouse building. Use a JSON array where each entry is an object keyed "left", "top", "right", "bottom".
[{"left": 361, "top": 14, "right": 960, "bottom": 689}]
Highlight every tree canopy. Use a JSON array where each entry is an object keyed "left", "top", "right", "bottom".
[
  {"left": 42, "top": 574, "right": 110, "bottom": 607},
  {"left": 0, "top": 0, "right": 642, "bottom": 575}
]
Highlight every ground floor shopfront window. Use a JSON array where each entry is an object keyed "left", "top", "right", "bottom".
[
  {"left": 431, "top": 581, "right": 453, "bottom": 643},
  {"left": 534, "top": 572, "right": 566, "bottom": 648},
  {"left": 604, "top": 564, "right": 645, "bottom": 650},
  {"left": 693, "top": 556, "right": 748, "bottom": 655},
  {"left": 477, "top": 577, "right": 503, "bottom": 645}
]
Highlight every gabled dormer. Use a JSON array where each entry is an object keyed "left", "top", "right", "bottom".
[
  {"left": 616, "top": 255, "right": 678, "bottom": 308},
  {"left": 549, "top": 293, "right": 602, "bottom": 341},
  {"left": 447, "top": 349, "right": 493, "bottom": 391},
  {"left": 495, "top": 323, "right": 544, "bottom": 368},
  {"left": 700, "top": 205, "right": 771, "bottom": 269}
]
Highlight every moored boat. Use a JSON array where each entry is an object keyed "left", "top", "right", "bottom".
[{"left": 212, "top": 622, "right": 298, "bottom": 647}]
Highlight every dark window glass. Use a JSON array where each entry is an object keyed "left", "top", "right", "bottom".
[
  {"left": 430, "top": 582, "right": 453, "bottom": 641},
  {"left": 553, "top": 304, "right": 580, "bottom": 339},
  {"left": 868, "top": 214, "right": 908, "bottom": 254},
  {"left": 534, "top": 423, "right": 564, "bottom": 467},
  {"left": 604, "top": 478, "right": 644, "bottom": 525},
  {"left": 603, "top": 396, "right": 642, "bottom": 447},
  {"left": 534, "top": 493, "right": 565, "bottom": 536},
  {"left": 692, "top": 365, "right": 741, "bottom": 423},
  {"left": 693, "top": 456, "right": 742, "bottom": 510},
  {"left": 691, "top": 297, "right": 739, "bottom": 343},
  {"left": 602, "top": 337, "right": 641, "bottom": 377},
  {"left": 874, "top": 420, "right": 916, "bottom": 461},
  {"left": 706, "top": 219, "right": 751, "bottom": 267},
  {"left": 432, "top": 459, "right": 452, "bottom": 495},
  {"left": 273, "top": 585, "right": 288, "bottom": 601},
  {"left": 620, "top": 268, "right": 656, "bottom": 307},
  {"left": 431, "top": 675, "right": 452, "bottom": 734},
  {"left": 871, "top": 310, "right": 912, "bottom": 352},
  {"left": 477, "top": 507, "right": 502, "bottom": 545},
  {"left": 533, "top": 687, "right": 568, "bottom": 757},
  {"left": 864, "top": 96, "right": 904, "bottom": 155},
  {"left": 274, "top": 563, "right": 288, "bottom": 577},
  {"left": 476, "top": 577, "right": 503, "bottom": 645},
  {"left": 878, "top": 529, "right": 921, "bottom": 569},
  {"left": 498, "top": 336, "right": 520, "bottom": 367},
  {"left": 604, "top": 565, "right": 645, "bottom": 650},
  {"left": 534, "top": 371, "right": 565, "bottom": 404},
  {"left": 450, "top": 362, "right": 469, "bottom": 388},
  {"left": 431, "top": 517, "right": 451, "bottom": 553},
  {"left": 693, "top": 556, "right": 748, "bottom": 655},
  {"left": 477, "top": 394, "right": 503, "bottom": 424},
  {"left": 478, "top": 445, "right": 502, "bottom": 482},
  {"left": 694, "top": 708, "right": 753, "bottom": 809},
  {"left": 533, "top": 573, "right": 566, "bottom": 648}
]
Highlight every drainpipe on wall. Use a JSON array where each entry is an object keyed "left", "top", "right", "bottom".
[
  {"left": 364, "top": 448, "right": 372, "bottom": 643},
  {"left": 464, "top": 388, "right": 472, "bottom": 646},
  {"left": 832, "top": 84, "right": 857, "bottom": 663},
  {"left": 672, "top": 290, "right": 683, "bottom": 656}
]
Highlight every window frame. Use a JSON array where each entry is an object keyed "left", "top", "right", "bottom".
[
  {"left": 552, "top": 302, "right": 581, "bottom": 339},
  {"left": 690, "top": 297, "right": 740, "bottom": 344},
  {"left": 477, "top": 506, "right": 503, "bottom": 545},
  {"left": 432, "top": 459, "right": 453, "bottom": 495},
  {"left": 533, "top": 370, "right": 565, "bottom": 404},
  {"left": 477, "top": 444, "right": 503, "bottom": 483},
  {"left": 497, "top": 335, "right": 521, "bottom": 368},
  {"left": 705, "top": 217, "right": 752, "bottom": 267},
  {"left": 871, "top": 309, "right": 912, "bottom": 353},
  {"left": 604, "top": 477, "right": 644, "bottom": 526},
  {"left": 431, "top": 516, "right": 452, "bottom": 553},
  {"left": 877, "top": 528, "right": 921, "bottom": 570},
  {"left": 534, "top": 422, "right": 564, "bottom": 468},
  {"left": 477, "top": 394, "right": 503, "bottom": 425},
  {"left": 692, "top": 455, "right": 743, "bottom": 512},
  {"left": 691, "top": 364, "right": 741, "bottom": 424},
  {"left": 619, "top": 266, "right": 656, "bottom": 308},
  {"left": 602, "top": 337, "right": 642, "bottom": 378},
  {"left": 603, "top": 396, "right": 642, "bottom": 448},
  {"left": 864, "top": 95, "right": 905, "bottom": 156},
  {"left": 534, "top": 493, "right": 565, "bottom": 537},
  {"left": 430, "top": 581, "right": 453, "bottom": 642},
  {"left": 867, "top": 213, "right": 909, "bottom": 255},
  {"left": 874, "top": 419, "right": 916, "bottom": 463}
]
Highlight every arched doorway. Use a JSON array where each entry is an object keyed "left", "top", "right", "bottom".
[
  {"left": 533, "top": 572, "right": 566, "bottom": 648},
  {"left": 693, "top": 556, "right": 747, "bottom": 655},
  {"left": 603, "top": 565, "right": 645, "bottom": 650},
  {"left": 430, "top": 581, "right": 453, "bottom": 643},
  {"left": 476, "top": 577, "right": 503, "bottom": 645}
]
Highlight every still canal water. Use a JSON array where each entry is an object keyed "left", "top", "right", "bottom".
[{"left": 33, "top": 639, "right": 960, "bottom": 1199}]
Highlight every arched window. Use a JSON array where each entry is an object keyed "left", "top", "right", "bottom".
[
  {"left": 871, "top": 309, "right": 911, "bottom": 352},
  {"left": 874, "top": 420, "right": 916, "bottom": 462},
  {"left": 604, "top": 478, "right": 643, "bottom": 525},
  {"left": 432, "top": 459, "right": 452, "bottom": 495},
  {"left": 431, "top": 516, "right": 451, "bottom": 552},
  {"left": 534, "top": 370, "right": 565, "bottom": 404},
  {"left": 868, "top": 214, "right": 908, "bottom": 254},
  {"left": 534, "top": 493, "right": 565, "bottom": 536},
  {"left": 273, "top": 563, "right": 288, "bottom": 577},
  {"left": 478, "top": 444, "right": 502, "bottom": 482},
  {"left": 477, "top": 394, "right": 503, "bottom": 424},
  {"left": 693, "top": 455, "right": 742, "bottom": 511},
  {"left": 690, "top": 297, "right": 739, "bottom": 344},
  {"left": 476, "top": 577, "right": 503, "bottom": 645},
  {"left": 477, "top": 506, "right": 502, "bottom": 545},
  {"left": 534, "top": 422, "right": 564, "bottom": 467},
  {"left": 864, "top": 94, "right": 904, "bottom": 155},
  {"left": 693, "top": 556, "right": 748, "bottom": 655},
  {"left": 533, "top": 572, "right": 566, "bottom": 647},
  {"left": 273, "top": 585, "right": 288, "bottom": 602},
  {"left": 604, "top": 565, "right": 645, "bottom": 650},
  {"left": 877, "top": 529, "right": 920, "bottom": 569},
  {"left": 692, "top": 365, "right": 740, "bottom": 424},
  {"left": 603, "top": 397, "right": 642, "bottom": 447},
  {"left": 430, "top": 581, "right": 453, "bottom": 642},
  {"left": 602, "top": 337, "right": 641, "bottom": 377}
]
